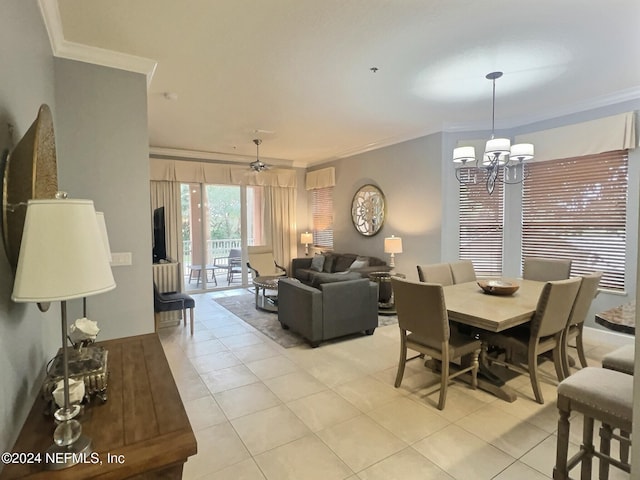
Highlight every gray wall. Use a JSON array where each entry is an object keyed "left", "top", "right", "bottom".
[
  {"left": 0, "top": 2, "right": 153, "bottom": 457},
  {"left": 0, "top": 0, "right": 59, "bottom": 457},
  {"left": 54, "top": 58, "right": 154, "bottom": 340},
  {"left": 311, "top": 133, "right": 443, "bottom": 281}
]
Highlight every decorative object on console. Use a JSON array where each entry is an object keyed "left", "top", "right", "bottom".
[
  {"left": 384, "top": 235, "right": 403, "bottom": 268},
  {"left": 453, "top": 72, "right": 534, "bottom": 194},
  {"left": 11, "top": 195, "right": 116, "bottom": 470},
  {"left": 351, "top": 184, "right": 385, "bottom": 236},
  {"left": 2, "top": 104, "right": 59, "bottom": 274},
  {"left": 301, "top": 232, "right": 313, "bottom": 255}
]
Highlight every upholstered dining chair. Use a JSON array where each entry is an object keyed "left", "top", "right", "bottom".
[
  {"left": 483, "top": 277, "right": 582, "bottom": 404},
  {"left": 522, "top": 257, "right": 572, "bottom": 282},
  {"left": 561, "top": 271, "right": 602, "bottom": 377},
  {"left": 391, "top": 277, "right": 481, "bottom": 410},
  {"left": 449, "top": 260, "right": 477, "bottom": 284},
  {"left": 416, "top": 263, "right": 453, "bottom": 286},
  {"left": 247, "top": 245, "right": 287, "bottom": 279}
]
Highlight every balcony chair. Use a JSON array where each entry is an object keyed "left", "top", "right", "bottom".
[
  {"left": 416, "top": 263, "right": 453, "bottom": 286},
  {"left": 449, "top": 260, "right": 477, "bottom": 284},
  {"left": 483, "top": 277, "right": 582, "bottom": 404},
  {"left": 391, "top": 277, "right": 481, "bottom": 410},
  {"left": 560, "top": 271, "right": 602, "bottom": 377},
  {"left": 246, "top": 245, "right": 287, "bottom": 279},
  {"left": 213, "top": 248, "right": 242, "bottom": 285},
  {"left": 153, "top": 283, "right": 195, "bottom": 335},
  {"left": 522, "top": 257, "right": 572, "bottom": 282}
]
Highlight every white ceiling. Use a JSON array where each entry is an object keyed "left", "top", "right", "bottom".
[{"left": 51, "top": 0, "right": 640, "bottom": 167}]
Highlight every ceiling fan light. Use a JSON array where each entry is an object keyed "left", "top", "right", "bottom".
[
  {"left": 453, "top": 146, "right": 476, "bottom": 164},
  {"left": 510, "top": 143, "right": 534, "bottom": 161}
]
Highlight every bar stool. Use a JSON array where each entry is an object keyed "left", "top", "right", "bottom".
[
  {"left": 602, "top": 344, "right": 634, "bottom": 469},
  {"left": 602, "top": 344, "right": 634, "bottom": 375},
  {"left": 553, "top": 367, "right": 632, "bottom": 480}
]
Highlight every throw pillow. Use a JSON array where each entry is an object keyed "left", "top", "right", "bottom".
[
  {"left": 310, "top": 254, "right": 325, "bottom": 272},
  {"left": 349, "top": 258, "right": 369, "bottom": 270},
  {"left": 322, "top": 253, "right": 335, "bottom": 272}
]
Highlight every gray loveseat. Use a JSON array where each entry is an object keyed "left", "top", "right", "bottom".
[
  {"left": 292, "top": 252, "right": 390, "bottom": 287},
  {"left": 278, "top": 277, "right": 379, "bottom": 347}
]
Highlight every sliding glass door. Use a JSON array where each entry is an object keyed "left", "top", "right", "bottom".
[{"left": 181, "top": 183, "right": 266, "bottom": 292}]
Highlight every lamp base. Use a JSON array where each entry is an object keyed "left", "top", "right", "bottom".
[{"left": 45, "top": 433, "right": 92, "bottom": 470}]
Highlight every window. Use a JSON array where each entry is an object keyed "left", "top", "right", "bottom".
[
  {"left": 522, "top": 150, "right": 628, "bottom": 291},
  {"left": 311, "top": 186, "right": 334, "bottom": 248},
  {"left": 458, "top": 176, "right": 504, "bottom": 276}
]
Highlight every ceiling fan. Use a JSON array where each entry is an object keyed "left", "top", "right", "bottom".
[{"left": 249, "top": 138, "right": 268, "bottom": 172}]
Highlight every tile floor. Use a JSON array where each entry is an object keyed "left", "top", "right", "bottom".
[{"left": 158, "top": 290, "right": 632, "bottom": 480}]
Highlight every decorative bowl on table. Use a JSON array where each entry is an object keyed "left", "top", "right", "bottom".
[{"left": 477, "top": 280, "right": 520, "bottom": 296}]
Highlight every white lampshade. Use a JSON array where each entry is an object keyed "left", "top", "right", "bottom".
[
  {"left": 384, "top": 235, "right": 403, "bottom": 254},
  {"left": 300, "top": 232, "right": 313, "bottom": 245},
  {"left": 95, "top": 212, "right": 112, "bottom": 263},
  {"left": 12, "top": 199, "right": 116, "bottom": 303},
  {"left": 485, "top": 138, "right": 511, "bottom": 155},
  {"left": 510, "top": 143, "right": 534, "bottom": 161},
  {"left": 453, "top": 146, "right": 476, "bottom": 164}
]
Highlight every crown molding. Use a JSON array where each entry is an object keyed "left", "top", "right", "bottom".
[
  {"left": 443, "top": 86, "right": 640, "bottom": 133},
  {"left": 38, "top": 0, "right": 157, "bottom": 86},
  {"left": 149, "top": 146, "right": 293, "bottom": 168}
]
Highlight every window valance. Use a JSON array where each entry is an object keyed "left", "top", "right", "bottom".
[
  {"left": 305, "top": 167, "right": 335, "bottom": 190},
  {"left": 149, "top": 158, "right": 297, "bottom": 187},
  {"left": 515, "top": 111, "right": 636, "bottom": 163}
]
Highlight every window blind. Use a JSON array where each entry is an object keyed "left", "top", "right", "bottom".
[
  {"left": 459, "top": 175, "right": 504, "bottom": 276},
  {"left": 312, "top": 186, "right": 334, "bottom": 248},
  {"left": 522, "top": 150, "right": 628, "bottom": 291}
]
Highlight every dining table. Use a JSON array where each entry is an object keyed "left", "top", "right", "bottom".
[{"left": 441, "top": 279, "right": 546, "bottom": 402}]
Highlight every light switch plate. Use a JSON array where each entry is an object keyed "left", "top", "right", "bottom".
[{"left": 111, "top": 252, "right": 132, "bottom": 266}]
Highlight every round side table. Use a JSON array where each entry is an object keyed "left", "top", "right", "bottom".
[
  {"left": 253, "top": 275, "right": 281, "bottom": 312},
  {"left": 369, "top": 271, "right": 405, "bottom": 315}
]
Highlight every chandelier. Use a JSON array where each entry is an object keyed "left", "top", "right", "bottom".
[{"left": 453, "top": 71, "right": 534, "bottom": 194}]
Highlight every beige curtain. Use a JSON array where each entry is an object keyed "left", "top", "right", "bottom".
[
  {"left": 150, "top": 158, "right": 297, "bottom": 187},
  {"left": 515, "top": 111, "right": 636, "bottom": 162},
  {"left": 265, "top": 186, "right": 297, "bottom": 273},
  {"left": 306, "top": 167, "right": 336, "bottom": 190},
  {"left": 150, "top": 181, "right": 182, "bottom": 265}
]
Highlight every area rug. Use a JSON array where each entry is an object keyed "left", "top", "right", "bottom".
[{"left": 214, "top": 294, "right": 397, "bottom": 348}]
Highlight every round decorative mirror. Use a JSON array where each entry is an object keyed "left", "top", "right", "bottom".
[{"left": 351, "top": 184, "right": 385, "bottom": 236}]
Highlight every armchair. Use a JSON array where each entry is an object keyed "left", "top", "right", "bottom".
[
  {"left": 278, "top": 278, "right": 378, "bottom": 347},
  {"left": 247, "top": 245, "right": 286, "bottom": 278}
]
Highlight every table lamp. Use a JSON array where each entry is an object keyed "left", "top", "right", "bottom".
[
  {"left": 300, "top": 232, "right": 313, "bottom": 256},
  {"left": 384, "top": 235, "right": 403, "bottom": 268},
  {"left": 11, "top": 195, "right": 116, "bottom": 470}
]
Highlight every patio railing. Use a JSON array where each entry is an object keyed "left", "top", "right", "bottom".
[{"left": 182, "top": 238, "right": 246, "bottom": 274}]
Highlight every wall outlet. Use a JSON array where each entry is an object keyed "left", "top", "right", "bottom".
[{"left": 111, "top": 252, "right": 132, "bottom": 266}]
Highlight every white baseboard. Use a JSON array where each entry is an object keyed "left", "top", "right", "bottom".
[{"left": 583, "top": 326, "right": 634, "bottom": 347}]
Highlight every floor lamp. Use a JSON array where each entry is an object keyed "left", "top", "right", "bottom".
[{"left": 11, "top": 197, "right": 116, "bottom": 470}]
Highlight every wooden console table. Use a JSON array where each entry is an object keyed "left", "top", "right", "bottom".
[{"left": 1, "top": 334, "right": 197, "bottom": 479}]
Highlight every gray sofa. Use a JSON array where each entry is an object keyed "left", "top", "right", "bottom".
[
  {"left": 292, "top": 252, "right": 390, "bottom": 287},
  {"left": 278, "top": 277, "right": 379, "bottom": 347}
]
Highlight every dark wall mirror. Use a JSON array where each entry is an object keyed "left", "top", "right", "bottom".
[{"left": 351, "top": 184, "right": 385, "bottom": 236}]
